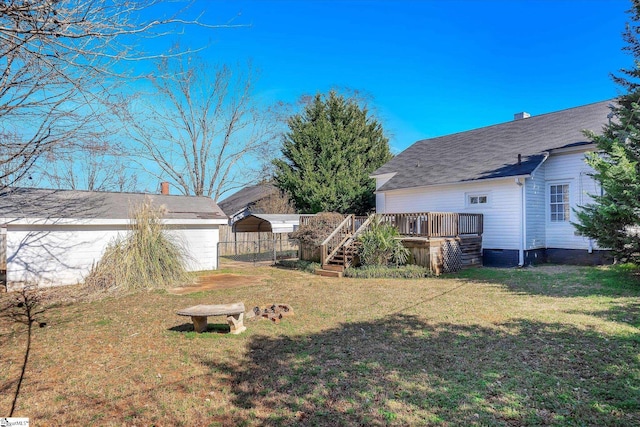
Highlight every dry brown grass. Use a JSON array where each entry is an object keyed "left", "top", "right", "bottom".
[{"left": 1, "top": 265, "right": 639, "bottom": 426}]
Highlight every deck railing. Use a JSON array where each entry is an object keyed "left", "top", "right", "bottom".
[
  {"left": 379, "top": 212, "right": 483, "bottom": 238},
  {"left": 299, "top": 214, "right": 315, "bottom": 227},
  {"left": 303, "top": 212, "right": 481, "bottom": 266}
]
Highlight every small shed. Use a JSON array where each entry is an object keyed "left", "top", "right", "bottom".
[{"left": 0, "top": 187, "right": 227, "bottom": 288}]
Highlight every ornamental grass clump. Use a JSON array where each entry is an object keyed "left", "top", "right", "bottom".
[
  {"left": 84, "top": 198, "right": 192, "bottom": 292},
  {"left": 358, "top": 214, "right": 410, "bottom": 267}
]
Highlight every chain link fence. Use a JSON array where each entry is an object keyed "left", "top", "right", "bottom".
[{"left": 217, "top": 239, "right": 299, "bottom": 266}]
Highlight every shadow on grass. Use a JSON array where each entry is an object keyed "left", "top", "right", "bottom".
[
  {"left": 202, "top": 314, "right": 639, "bottom": 426},
  {"left": 1, "top": 286, "right": 45, "bottom": 416},
  {"left": 168, "top": 322, "right": 231, "bottom": 334},
  {"left": 568, "top": 299, "right": 640, "bottom": 329},
  {"left": 451, "top": 265, "right": 640, "bottom": 298}
]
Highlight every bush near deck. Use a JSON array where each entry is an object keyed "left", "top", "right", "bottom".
[{"left": 344, "top": 264, "right": 430, "bottom": 278}]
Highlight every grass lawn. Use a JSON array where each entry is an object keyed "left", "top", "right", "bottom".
[{"left": 1, "top": 264, "right": 639, "bottom": 426}]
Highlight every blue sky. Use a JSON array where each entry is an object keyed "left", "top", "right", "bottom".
[{"left": 157, "top": 0, "right": 630, "bottom": 154}]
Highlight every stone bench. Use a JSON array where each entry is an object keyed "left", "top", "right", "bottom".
[{"left": 176, "top": 302, "right": 246, "bottom": 334}]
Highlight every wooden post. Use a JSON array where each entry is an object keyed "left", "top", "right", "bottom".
[
  {"left": 0, "top": 224, "right": 6, "bottom": 271},
  {"left": 273, "top": 234, "right": 277, "bottom": 264},
  {"left": 454, "top": 213, "right": 459, "bottom": 237}
]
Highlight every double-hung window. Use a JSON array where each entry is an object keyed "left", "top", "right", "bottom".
[{"left": 550, "top": 184, "right": 570, "bottom": 222}]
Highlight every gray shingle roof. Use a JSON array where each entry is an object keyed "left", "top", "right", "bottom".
[
  {"left": 218, "top": 182, "right": 278, "bottom": 216},
  {"left": 0, "top": 187, "right": 227, "bottom": 220},
  {"left": 373, "top": 100, "right": 612, "bottom": 192}
]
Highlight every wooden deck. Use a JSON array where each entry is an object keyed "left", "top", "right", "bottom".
[{"left": 307, "top": 212, "right": 484, "bottom": 275}]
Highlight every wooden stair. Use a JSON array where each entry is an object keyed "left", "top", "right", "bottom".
[
  {"left": 315, "top": 215, "right": 371, "bottom": 278},
  {"left": 316, "top": 240, "right": 362, "bottom": 278},
  {"left": 315, "top": 268, "right": 343, "bottom": 278}
]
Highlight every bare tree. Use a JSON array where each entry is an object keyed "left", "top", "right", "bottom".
[
  {"left": 252, "top": 190, "right": 297, "bottom": 214},
  {"left": 0, "top": 0, "right": 240, "bottom": 190},
  {"left": 39, "top": 141, "right": 139, "bottom": 192},
  {"left": 125, "top": 55, "right": 279, "bottom": 200}
]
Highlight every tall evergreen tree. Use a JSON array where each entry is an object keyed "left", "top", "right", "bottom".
[
  {"left": 273, "top": 91, "right": 392, "bottom": 215},
  {"left": 575, "top": 1, "right": 640, "bottom": 263}
]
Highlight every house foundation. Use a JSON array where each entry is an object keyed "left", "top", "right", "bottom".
[{"left": 483, "top": 248, "right": 612, "bottom": 267}]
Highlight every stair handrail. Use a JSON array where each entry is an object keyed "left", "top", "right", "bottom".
[
  {"left": 325, "top": 234, "right": 352, "bottom": 267},
  {"left": 341, "top": 214, "right": 373, "bottom": 249},
  {"left": 352, "top": 214, "right": 373, "bottom": 239},
  {"left": 320, "top": 214, "right": 354, "bottom": 265},
  {"left": 340, "top": 214, "right": 374, "bottom": 268}
]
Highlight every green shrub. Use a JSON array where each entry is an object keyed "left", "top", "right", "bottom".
[
  {"left": 358, "top": 214, "right": 410, "bottom": 266},
  {"left": 344, "top": 264, "right": 430, "bottom": 279},
  {"left": 276, "top": 259, "right": 321, "bottom": 274},
  {"left": 84, "top": 198, "right": 192, "bottom": 292}
]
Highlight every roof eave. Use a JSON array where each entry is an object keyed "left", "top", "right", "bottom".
[
  {"left": 369, "top": 172, "right": 397, "bottom": 180},
  {"left": 1, "top": 217, "right": 228, "bottom": 226},
  {"left": 549, "top": 142, "right": 596, "bottom": 155},
  {"left": 374, "top": 173, "right": 533, "bottom": 194}
]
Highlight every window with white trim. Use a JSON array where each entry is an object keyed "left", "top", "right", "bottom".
[
  {"left": 467, "top": 194, "right": 488, "bottom": 207},
  {"left": 550, "top": 184, "right": 570, "bottom": 222}
]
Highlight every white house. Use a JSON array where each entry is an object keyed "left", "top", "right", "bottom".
[
  {"left": 371, "top": 100, "right": 612, "bottom": 267},
  {"left": 0, "top": 187, "right": 228, "bottom": 287}
]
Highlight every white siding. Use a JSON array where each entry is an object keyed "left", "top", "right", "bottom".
[
  {"left": 171, "top": 226, "right": 219, "bottom": 271},
  {"left": 544, "top": 151, "right": 599, "bottom": 250},
  {"left": 376, "top": 191, "right": 386, "bottom": 214},
  {"left": 376, "top": 150, "right": 603, "bottom": 253},
  {"left": 525, "top": 167, "right": 546, "bottom": 249},
  {"left": 6, "top": 223, "right": 220, "bottom": 286},
  {"left": 7, "top": 224, "right": 125, "bottom": 286},
  {"left": 375, "top": 175, "right": 394, "bottom": 214},
  {"left": 381, "top": 179, "right": 522, "bottom": 250}
]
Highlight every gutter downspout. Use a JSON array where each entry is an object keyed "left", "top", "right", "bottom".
[{"left": 516, "top": 177, "right": 525, "bottom": 267}]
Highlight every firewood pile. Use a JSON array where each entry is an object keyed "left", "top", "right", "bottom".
[{"left": 246, "top": 303, "right": 294, "bottom": 323}]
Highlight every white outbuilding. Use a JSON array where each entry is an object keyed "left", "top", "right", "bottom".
[{"left": 0, "top": 187, "right": 227, "bottom": 288}]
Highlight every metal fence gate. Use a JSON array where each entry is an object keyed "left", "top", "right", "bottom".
[{"left": 217, "top": 239, "right": 298, "bottom": 266}]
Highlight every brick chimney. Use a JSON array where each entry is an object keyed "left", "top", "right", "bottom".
[{"left": 160, "top": 181, "right": 170, "bottom": 195}]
